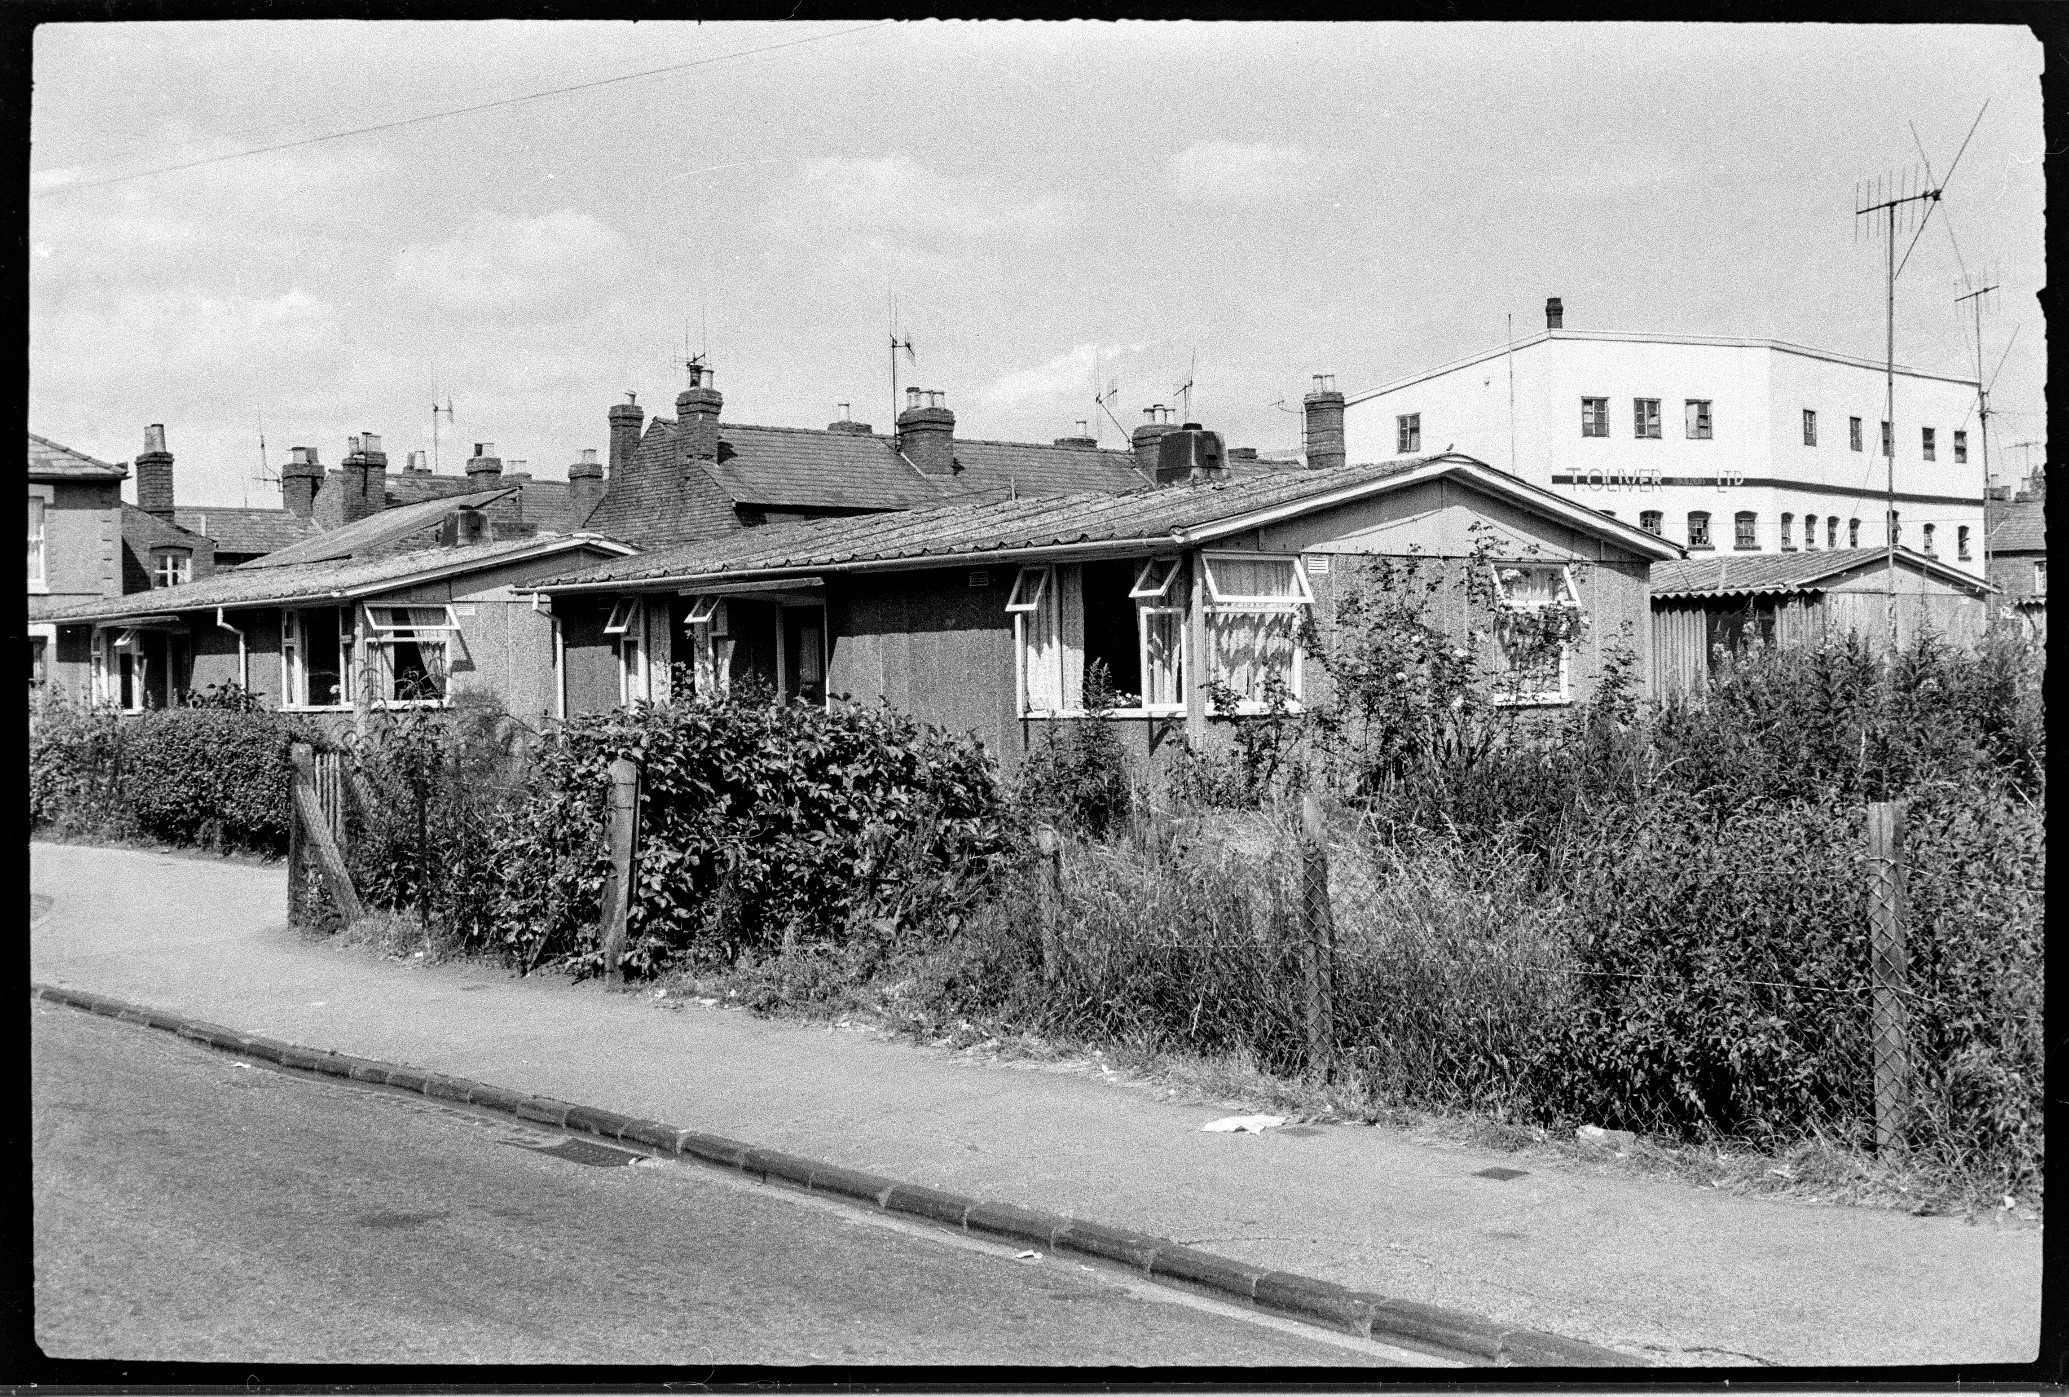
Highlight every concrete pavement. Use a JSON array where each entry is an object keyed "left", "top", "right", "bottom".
[
  {"left": 28, "top": 840, "right": 2045, "bottom": 1367},
  {"left": 33, "top": 1003, "right": 1406, "bottom": 1365}
]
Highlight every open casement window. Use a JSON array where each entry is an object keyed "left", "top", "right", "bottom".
[
  {"left": 1129, "top": 556, "right": 1181, "bottom": 601},
  {"left": 282, "top": 606, "right": 355, "bottom": 709},
  {"left": 1490, "top": 563, "right": 1581, "bottom": 706},
  {"left": 682, "top": 595, "right": 731, "bottom": 698},
  {"left": 1011, "top": 560, "right": 1188, "bottom": 716},
  {"left": 1004, "top": 565, "right": 1050, "bottom": 614},
  {"left": 365, "top": 605, "right": 458, "bottom": 704},
  {"left": 1202, "top": 553, "right": 1312, "bottom": 709},
  {"left": 609, "top": 596, "right": 648, "bottom": 706}
]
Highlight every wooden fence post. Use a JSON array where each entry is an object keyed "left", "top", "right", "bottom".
[
  {"left": 286, "top": 757, "right": 307, "bottom": 925},
  {"left": 1866, "top": 799, "right": 1912, "bottom": 1153},
  {"left": 1299, "top": 793, "right": 1336, "bottom": 1080},
  {"left": 289, "top": 743, "right": 363, "bottom": 925},
  {"left": 1034, "top": 824, "right": 1064, "bottom": 984},
  {"left": 600, "top": 756, "right": 641, "bottom": 989}
]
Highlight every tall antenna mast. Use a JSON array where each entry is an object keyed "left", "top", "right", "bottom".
[
  {"left": 1955, "top": 274, "right": 1997, "bottom": 596},
  {"left": 1855, "top": 104, "right": 1982, "bottom": 655},
  {"left": 430, "top": 363, "right": 454, "bottom": 474},
  {"left": 888, "top": 284, "right": 915, "bottom": 438},
  {"left": 250, "top": 411, "right": 264, "bottom": 508}
]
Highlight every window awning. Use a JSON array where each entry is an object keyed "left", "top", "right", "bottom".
[
  {"left": 366, "top": 605, "right": 460, "bottom": 633},
  {"left": 92, "top": 615, "right": 184, "bottom": 631}
]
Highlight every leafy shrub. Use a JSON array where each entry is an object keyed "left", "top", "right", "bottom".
[{"left": 1015, "top": 661, "right": 1134, "bottom": 838}]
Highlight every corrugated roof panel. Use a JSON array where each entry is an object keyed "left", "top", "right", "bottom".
[{"left": 243, "top": 487, "right": 517, "bottom": 568}]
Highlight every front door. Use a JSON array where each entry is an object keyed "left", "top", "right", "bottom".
[{"left": 780, "top": 605, "right": 825, "bottom": 705}]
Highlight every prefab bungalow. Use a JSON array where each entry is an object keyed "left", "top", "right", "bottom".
[
  {"left": 530, "top": 452, "right": 1684, "bottom": 765},
  {"left": 1649, "top": 546, "right": 1997, "bottom": 697},
  {"left": 41, "top": 530, "right": 635, "bottom": 725}
]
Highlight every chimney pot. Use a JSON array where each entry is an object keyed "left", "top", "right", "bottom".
[
  {"left": 339, "top": 431, "right": 389, "bottom": 524},
  {"left": 676, "top": 365, "right": 724, "bottom": 465},
  {"left": 1546, "top": 296, "right": 1564, "bottom": 330},
  {"left": 136, "top": 423, "right": 176, "bottom": 519},
  {"left": 466, "top": 441, "right": 504, "bottom": 484},
  {"left": 568, "top": 446, "right": 607, "bottom": 526}
]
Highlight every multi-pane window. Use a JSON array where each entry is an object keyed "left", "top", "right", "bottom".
[
  {"left": 1633, "top": 398, "right": 1661, "bottom": 439},
  {"left": 27, "top": 497, "right": 46, "bottom": 589},
  {"left": 1780, "top": 514, "right": 1795, "bottom": 550},
  {"left": 282, "top": 606, "right": 354, "bottom": 709},
  {"left": 1922, "top": 427, "right": 1936, "bottom": 461},
  {"left": 1010, "top": 557, "right": 1226, "bottom": 716},
  {"left": 1639, "top": 510, "right": 1663, "bottom": 536},
  {"left": 1802, "top": 514, "right": 1818, "bottom": 550},
  {"left": 1734, "top": 512, "right": 1758, "bottom": 550},
  {"left": 1957, "top": 525, "right": 1971, "bottom": 560},
  {"left": 2035, "top": 560, "right": 2047, "bottom": 595},
  {"left": 605, "top": 596, "right": 647, "bottom": 706},
  {"left": 1129, "top": 558, "right": 1186, "bottom": 710},
  {"left": 1687, "top": 511, "right": 1712, "bottom": 549},
  {"left": 1685, "top": 400, "right": 1713, "bottom": 439},
  {"left": 1881, "top": 421, "right": 1892, "bottom": 457},
  {"left": 1490, "top": 563, "right": 1581, "bottom": 706},
  {"left": 153, "top": 549, "right": 191, "bottom": 588},
  {"left": 1850, "top": 417, "right": 1864, "bottom": 452},
  {"left": 1954, "top": 431, "right": 1968, "bottom": 464},
  {"left": 365, "top": 606, "right": 457, "bottom": 703},
  {"left": 1802, "top": 409, "right": 1817, "bottom": 446},
  {"left": 1922, "top": 523, "right": 1937, "bottom": 555},
  {"left": 1201, "top": 554, "right": 1311, "bottom": 707},
  {"left": 29, "top": 635, "right": 47, "bottom": 688},
  {"left": 1580, "top": 398, "right": 1609, "bottom": 438},
  {"left": 682, "top": 595, "right": 734, "bottom": 699},
  {"left": 95, "top": 628, "right": 149, "bottom": 712},
  {"left": 1848, "top": 518, "right": 1860, "bottom": 548},
  {"left": 1396, "top": 414, "right": 1421, "bottom": 454}
]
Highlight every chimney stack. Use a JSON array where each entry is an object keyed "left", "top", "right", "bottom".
[
  {"left": 896, "top": 387, "right": 957, "bottom": 475},
  {"left": 1302, "top": 374, "right": 1346, "bottom": 471},
  {"left": 828, "top": 402, "right": 875, "bottom": 435},
  {"left": 1131, "top": 404, "right": 1178, "bottom": 477},
  {"left": 1155, "top": 422, "right": 1226, "bottom": 486},
  {"left": 1546, "top": 297, "right": 1564, "bottom": 330},
  {"left": 404, "top": 449, "right": 430, "bottom": 474},
  {"left": 676, "top": 363, "right": 723, "bottom": 469},
  {"left": 466, "top": 441, "right": 503, "bottom": 485},
  {"left": 136, "top": 423, "right": 175, "bottom": 520},
  {"left": 339, "top": 432, "right": 388, "bottom": 524},
  {"left": 1054, "top": 419, "right": 1097, "bottom": 449},
  {"left": 609, "top": 392, "right": 645, "bottom": 478},
  {"left": 569, "top": 447, "right": 606, "bottom": 526},
  {"left": 282, "top": 446, "right": 322, "bottom": 518}
]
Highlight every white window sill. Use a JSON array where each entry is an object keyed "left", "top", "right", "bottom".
[{"left": 1021, "top": 706, "right": 1303, "bottom": 720}]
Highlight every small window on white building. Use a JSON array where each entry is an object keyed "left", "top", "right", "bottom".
[
  {"left": 1922, "top": 523, "right": 1937, "bottom": 555},
  {"left": 1633, "top": 399, "right": 1661, "bottom": 439},
  {"left": 1685, "top": 400, "right": 1713, "bottom": 440},
  {"left": 1850, "top": 417, "right": 1864, "bottom": 452},
  {"left": 1802, "top": 514, "right": 1818, "bottom": 550},
  {"left": 1688, "top": 511, "right": 1712, "bottom": 549},
  {"left": 1802, "top": 409, "right": 1817, "bottom": 446},
  {"left": 1954, "top": 431, "right": 1968, "bottom": 464},
  {"left": 1922, "top": 427, "right": 1937, "bottom": 462},
  {"left": 1780, "top": 514, "right": 1795, "bottom": 550},
  {"left": 1957, "top": 525, "right": 1971, "bottom": 561},
  {"left": 1396, "top": 414, "right": 1421, "bottom": 454},
  {"left": 1580, "top": 398, "right": 1608, "bottom": 438},
  {"left": 1490, "top": 563, "right": 1581, "bottom": 706},
  {"left": 1639, "top": 510, "right": 1663, "bottom": 536},
  {"left": 1827, "top": 517, "right": 1839, "bottom": 549},
  {"left": 2035, "top": 560, "right": 2047, "bottom": 595},
  {"left": 1734, "top": 512, "right": 1758, "bottom": 550},
  {"left": 1848, "top": 518, "right": 1861, "bottom": 548}
]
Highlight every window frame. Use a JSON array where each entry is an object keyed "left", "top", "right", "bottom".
[
  {"left": 1802, "top": 409, "right": 1817, "bottom": 446},
  {"left": 1850, "top": 417, "right": 1864, "bottom": 452},
  {"left": 1953, "top": 430, "right": 1968, "bottom": 464},
  {"left": 28, "top": 493, "right": 48, "bottom": 593},
  {"left": 1200, "top": 551, "right": 1315, "bottom": 612},
  {"left": 2035, "top": 560, "right": 2047, "bottom": 596},
  {"left": 1396, "top": 413, "right": 1421, "bottom": 454},
  {"left": 1922, "top": 522, "right": 1937, "bottom": 555},
  {"left": 1128, "top": 556, "right": 1181, "bottom": 601},
  {"left": 1004, "top": 564, "right": 1050, "bottom": 614},
  {"left": 1639, "top": 509, "right": 1663, "bottom": 536},
  {"left": 1201, "top": 554, "right": 1310, "bottom": 714},
  {"left": 1733, "top": 512, "right": 1758, "bottom": 551},
  {"left": 1880, "top": 420, "right": 1893, "bottom": 458},
  {"left": 1957, "top": 525, "right": 1971, "bottom": 561},
  {"left": 1684, "top": 399, "right": 1713, "bottom": 440},
  {"left": 280, "top": 605, "right": 356, "bottom": 712},
  {"left": 614, "top": 596, "right": 648, "bottom": 706},
  {"left": 1687, "top": 511, "right": 1713, "bottom": 550},
  {"left": 1633, "top": 398, "right": 1662, "bottom": 440},
  {"left": 1780, "top": 513, "right": 1795, "bottom": 551},
  {"left": 152, "top": 549, "right": 193, "bottom": 589},
  {"left": 1580, "top": 397, "right": 1609, "bottom": 438},
  {"left": 363, "top": 604, "right": 456, "bottom": 707},
  {"left": 1848, "top": 518, "right": 1861, "bottom": 548},
  {"left": 1922, "top": 427, "right": 1936, "bottom": 462},
  {"left": 1488, "top": 561, "right": 1581, "bottom": 707},
  {"left": 1136, "top": 604, "right": 1188, "bottom": 715}
]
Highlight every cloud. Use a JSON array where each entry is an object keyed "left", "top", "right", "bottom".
[
  {"left": 1166, "top": 140, "right": 1323, "bottom": 205},
  {"left": 784, "top": 155, "right": 1078, "bottom": 242},
  {"left": 977, "top": 341, "right": 1152, "bottom": 412},
  {"left": 34, "top": 287, "right": 338, "bottom": 382},
  {"left": 393, "top": 210, "right": 635, "bottom": 310}
]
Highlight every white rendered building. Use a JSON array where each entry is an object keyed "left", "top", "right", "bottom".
[{"left": 1339, "top": 303, "right": 1987, "bottom": 580}]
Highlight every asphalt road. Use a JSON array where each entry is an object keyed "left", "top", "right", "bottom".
[{"left": 31, "top": 1002, "right": 1404, "bottom": 1367}]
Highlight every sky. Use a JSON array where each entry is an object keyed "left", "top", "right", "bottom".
[{"left": 29, "top": 20, "right": 2048, "bottom": 509}]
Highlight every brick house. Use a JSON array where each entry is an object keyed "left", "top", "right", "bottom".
[
  {"left": 41, "top": 489, "right": 633, "bottom": 721},
  {"left": 531, "top": 449, "right": 1682, "bottom": 766}
]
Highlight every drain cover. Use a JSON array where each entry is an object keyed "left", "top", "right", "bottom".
[
  {"left": 529, "top": 1137, "right": 642, "bottom": 1168},
  {"left": 1474, "top": 1166, "right": 1529, "bottom": 1181}
]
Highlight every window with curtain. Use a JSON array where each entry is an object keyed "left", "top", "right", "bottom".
[
  {"left": 366, "top": 605, "right": 457, "bottom": 703},
  {"left": 28, "top": 497, "right": 46, "bottom": 589},
  {"left": 1490, "top": 563, "right": 1581, "bottom": 705},
  {"left": 153, "top": 549, "right": 192, "bottom": 588},
  {"left": 1202, "top": 553, "right": 1311, "bottom": 708},
  {"left": 284, "top": 606, "right": 353, "bottom": 708}
]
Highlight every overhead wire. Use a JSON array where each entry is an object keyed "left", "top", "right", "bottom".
[{"left": 34, "top": 22, "right": 887, "bottom": 199}]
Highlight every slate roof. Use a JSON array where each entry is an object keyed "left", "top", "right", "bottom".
[
  {"left": 1985, "top": 497, "right": 2045, "bottom": 555},
  {"left": 386, "top": 471, "right": 579, "bottom": 531},
  {"left": 174, "top": 507, "right": 322, "bottom": 557},
  {"left": 1650, "top": 547, "right": 1991, "bottom": 598},
  {"left": 536, "top": 453, "right": 1682, "bottom": 592},
  {"left": 29, "top": 432, "right": 126, "bottom": 481},
  {"left": 42, "top": 536, "right": 630, "bottom": 624},
  {"left": 243, "top": 487, "right": 518, "bottom": 569},
  {"left": 121, "top": 504, "right": 212, "bottom": 553}
]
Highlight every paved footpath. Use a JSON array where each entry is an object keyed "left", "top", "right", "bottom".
[{"left": 30, "top": 841, "right": 2042, "bottom": 1368}]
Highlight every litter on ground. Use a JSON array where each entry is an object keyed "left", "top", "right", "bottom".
[{"left": 1202, "top": 1114, "right": 1285, "bottom": 1134}]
